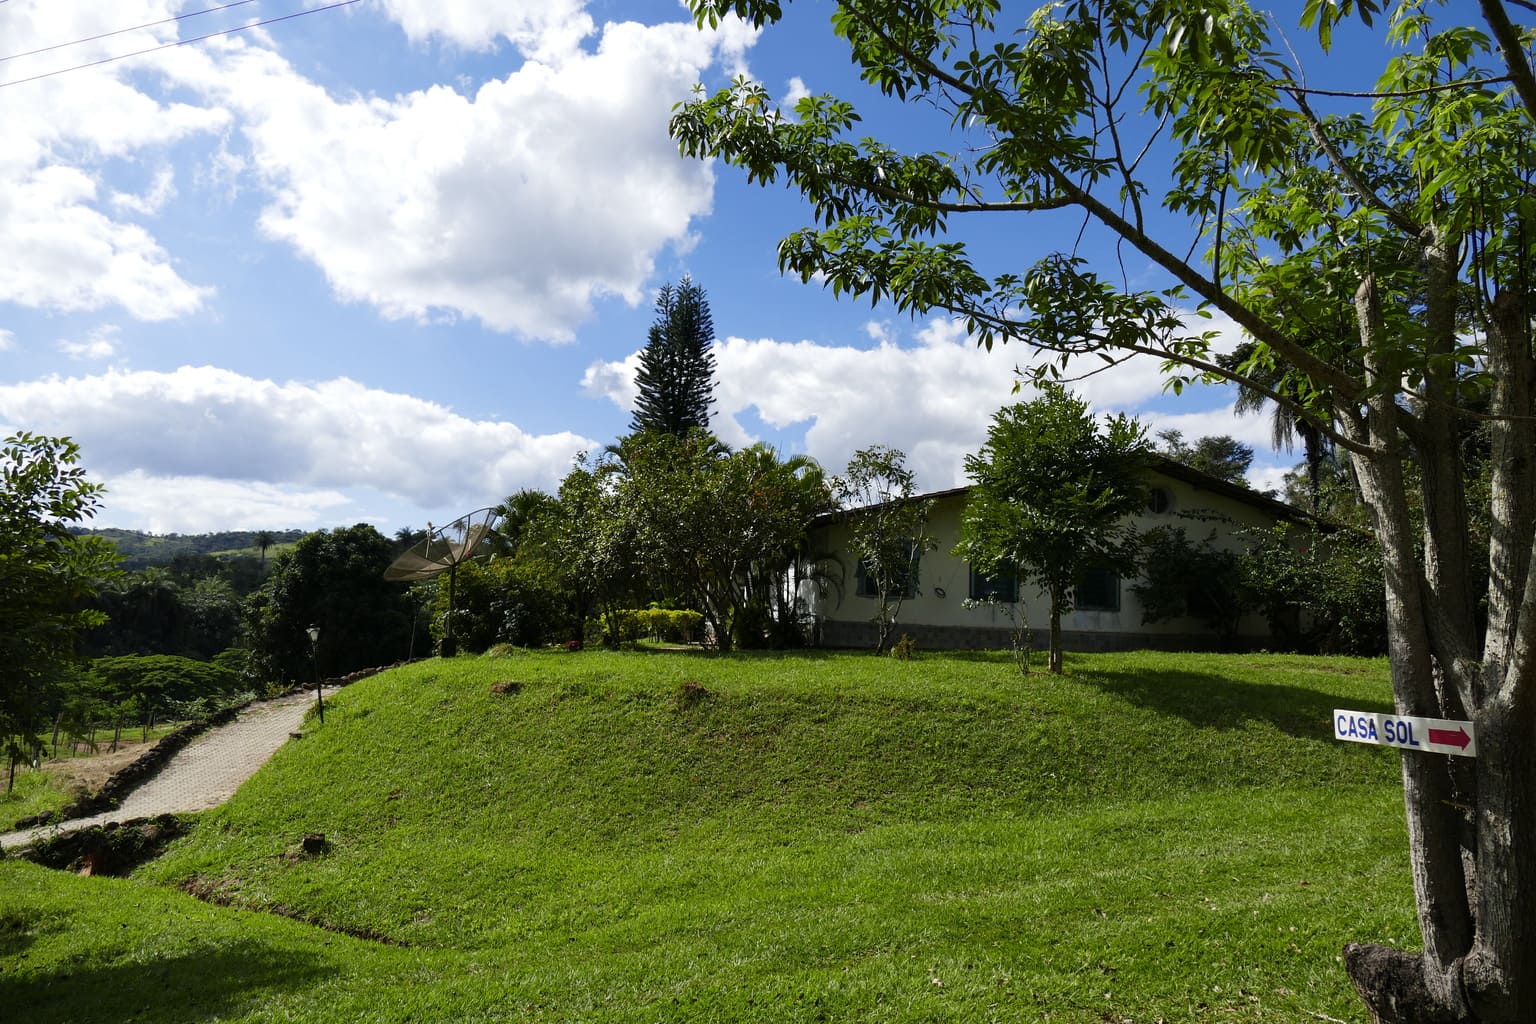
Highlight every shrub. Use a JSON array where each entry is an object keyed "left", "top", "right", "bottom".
[
  {"left": 634, "top": 608, "right": 705, "bottom": 643},
  {"left": 1132, "top": 526, "right": 1252, "bottom": 647},
  {"left": 428, "top": 559, "right": 572, "bottom": 654},
  {"left": 1239, "top": 522, "right": 1387, "bottom": 656},
  {"left": 591, "top": 608, "right": 707, "bottom": 646}
]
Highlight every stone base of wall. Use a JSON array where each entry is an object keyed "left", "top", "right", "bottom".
[{"left": 817, "top": 619, "right": 1256, "bottom": 653}]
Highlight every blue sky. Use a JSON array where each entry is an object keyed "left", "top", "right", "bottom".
[{"left": 0, "top": 0, "right": 1370, "bottom": 534}]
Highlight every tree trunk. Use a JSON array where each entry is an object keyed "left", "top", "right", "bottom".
[{"left": 1343, "top": 277, "right": 1476, "bottom": 1020}]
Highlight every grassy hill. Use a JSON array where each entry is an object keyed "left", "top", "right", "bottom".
[
  {"left": 76, "top": 527, "right": 306, "bottom": 569},
  {"left": 1, "top": 650, "right": 1413, "bottom": 1023}
]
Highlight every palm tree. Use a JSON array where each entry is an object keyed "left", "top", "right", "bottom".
[
  {"left": 255, "top": 530, "right": 275, "bottom": 568},
  {"left": 1218, "top": 341, "right": 1332, "bottom": 506},
  {"left": 491, "top": 489, "right": 560, "bottom": 557}
]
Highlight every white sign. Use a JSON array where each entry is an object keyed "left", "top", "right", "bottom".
[{"left": 1333, "top": 709, "right": 1477, "bottom": 758}]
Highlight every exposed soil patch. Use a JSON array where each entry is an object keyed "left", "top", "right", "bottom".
[
  {"left": 18, "top": 814, "right": 190, "bottom": 876},
  {"left": 39, "top": 740, "right": 158, "bottom": 799}
]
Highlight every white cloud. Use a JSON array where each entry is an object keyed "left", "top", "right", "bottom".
[
  {"left": 57, "top": 325, "right": 121, "bottom": 361},
  {"left": 584, "top": 312, "right": 1273, "bottom": 492},
  {"left": 1, "top": 2, "right": 759, "bottom": 336},
  {"left": 373, "top": 0, "right": 595, "bottom": 59},
  {"left": 111, "top": 166, "right": 177, "bottom": 216},
  {"left": 0, "top": 164, "right": 213, "bottom": 320},
  {"left": 159, "top": 14, "right": 750, "bottom": 340},
  {"left": 782, "top": 75, "right": 810, "bottom": 108},
  {"left": 0, "top": 366, "right": 598, "bottom": 526},
  {"left": 0, "top": 3, "right": 224, "bottom": 319},
  {"left": 102, "top": 471, "right": 354, "bottom": 534},
  {"left": 0, "top": 329, "right": 14, "bottom": 352}
]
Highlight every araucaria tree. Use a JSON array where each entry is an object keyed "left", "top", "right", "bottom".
[
  {"left": 0, "top": 433, "right": 119, "bottom": 791},
  {"left": 673, "top": 2, "right": 1536, "bottom": 1018},
  {"left": 630, "top": 277, "right": 718, "bottom": 438},
  {"left": 836, "top": 445, "right": 935, "bottom": 654},
  {"left": 956, "top": 387, "right": 1149, "bottom": 674}
]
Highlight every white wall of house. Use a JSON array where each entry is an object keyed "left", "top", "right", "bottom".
[{"left": 808, "top": 467, "right": 1296, "bottom": 650}]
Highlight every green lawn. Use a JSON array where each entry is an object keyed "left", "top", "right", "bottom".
[{"left": 2, "top": 649, "right": 1413, "bottom": 1022}]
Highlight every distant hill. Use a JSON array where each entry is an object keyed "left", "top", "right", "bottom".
[{"left": 75, "top": 528, "right": 307, "bottom": 570}]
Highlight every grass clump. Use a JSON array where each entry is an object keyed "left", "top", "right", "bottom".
[
  {"left": 4, "top": 650, "right": 1411, "bottom": 1023},
  {"left": 0, "top": 770, "right": 73, "bottom": 832}
]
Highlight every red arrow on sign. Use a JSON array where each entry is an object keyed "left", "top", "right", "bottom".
[{"left": 1428, "top": 727, "right": 1472, "bottom": 750}]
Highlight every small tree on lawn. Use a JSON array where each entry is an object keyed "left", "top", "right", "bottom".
[
  {"left": 835, "top": 445, "right": 935, "bottom": 655},
  {"left": 604, "top": 430, "right": 834, "bottom": 651},
  {"left": 955, "top": 387, "right": 1150, "bottom": 674}
]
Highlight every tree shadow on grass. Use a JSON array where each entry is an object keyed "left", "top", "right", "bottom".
[
  {"left": 1073, "top": 666, "right": 1395, "bottom": 738},
  {"left": 0, "top": 905, "right": 67, "bottom": 960},
  {"left": 0, "top": 938, "right": 337, "bottom": 1024}
]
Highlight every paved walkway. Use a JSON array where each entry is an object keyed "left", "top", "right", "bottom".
[{"left": 2, "top": 688, "right": 331, "bottom": 851}]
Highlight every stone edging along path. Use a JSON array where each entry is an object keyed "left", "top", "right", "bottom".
[{"left": 2, "top": 663, "right": 405, "bottom": 855}]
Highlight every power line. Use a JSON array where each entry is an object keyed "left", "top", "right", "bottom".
[
  {"left": 2, "top": 1, "right": 262, "bottom": 65},
  {"left": 0, "top": 0, "right": 363, "bottom": 90}
]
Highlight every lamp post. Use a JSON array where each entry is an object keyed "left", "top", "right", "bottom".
[{"left": 306, "top": 624, "right": 324, "bottom": 723}]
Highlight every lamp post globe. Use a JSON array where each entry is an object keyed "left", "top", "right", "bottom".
[{"left": 306, "top": 624, "right": 323, "bottom": 723}]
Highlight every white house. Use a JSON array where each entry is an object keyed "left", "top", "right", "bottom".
[{"left": 803, "top": 455, "right": 1307, "bottom": 651}]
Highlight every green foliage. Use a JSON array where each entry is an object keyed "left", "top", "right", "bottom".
[
  {"left": 636, "top": 607, "right": 705, "bottom": 643},
  {"left": 1240, "top": 522, "right": 1388, "bottom": 656},
  {"left": 537, "top": 453, "right": 644, "bottom": 646},
  {"left": 84, "top": 569, "right": 244, "bottom": 659},
  {"left": 76, "top": 527, "right": 303, "bottom": 571},
  {"left": 955, "top": 386, "right": 1150, "bottom": 672},
  {"left": 1132, "top": 525, "right": 1252, "bottom": 646},
  {"left": 836, "top": 445, "right": 935, "bottom": 654},
  {"left": 488, "top": 488, "right": 561, "bottom": 558},
  {"left": 425, "top": 557, "right": 570, "bottom": 653},
  {"left": 86, "top": 654, "right": 241, "bottom": 713},
  {"left": 242, "top": 525, "right": 413, "bottom": 685},
  {"left": 1155, "top": 430, "right": 1256, "bottom": 486},
  {"left": 569, "top": 432, "right": 833, "bottom": 652},
  {"left": 0, "top": 433, "right": 119, "bottom": 789},
  {"left": 630, "top": 277, "right": 718, "bottom": 438},
  {"left": 580, "top": 608, "right": 706, "bottom": 648}
]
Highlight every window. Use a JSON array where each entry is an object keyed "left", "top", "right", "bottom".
[
  {"left": 969, "top": 563, "right": 1019, "bottom": 603},
  {"left": 856, "top": 546, "right": 920, "bottom": 599},
  {"left": 1147, "top": 486, "right": 1173, "bottom": 515},
  {"left": 1074, "top": 566, "right": 1120, "bottom": 612}
]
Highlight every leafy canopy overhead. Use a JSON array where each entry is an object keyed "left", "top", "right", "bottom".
[{"left": 673, "top": 0, "right": 1521, "bottom": 419}]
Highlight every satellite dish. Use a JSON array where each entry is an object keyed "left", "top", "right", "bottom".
[
  {"left": 385, "top": 506, "right": 501, "bottom": 657},
  {"left": 384, "top": 506, "right": 500, "bottom": 582}
]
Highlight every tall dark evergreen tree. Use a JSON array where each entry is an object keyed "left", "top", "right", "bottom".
[{"left": 630, "top": 277, "right": 717, "bottom": 437}]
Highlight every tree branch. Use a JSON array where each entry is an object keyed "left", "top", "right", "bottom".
[
  {"left": 1480, "top": 0, "right": 1536, "bottom": 120},
  {"left": 1284, "top": 85, "right": 1424, "bottom": 237},
  {"left": 1284, "top": 76, "right": 1512, "bottom": 99}
]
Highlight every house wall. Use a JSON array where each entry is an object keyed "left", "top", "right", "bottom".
[{"left": 806, "top": 469, "right": 1288, "bottom": 651}]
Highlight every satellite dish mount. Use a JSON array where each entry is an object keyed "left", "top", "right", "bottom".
[{"left": 384, "top": 506, "right": 500, "bottom": 657}]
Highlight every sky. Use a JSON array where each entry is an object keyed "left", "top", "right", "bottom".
[{"left": 0, "top": 0, "right": 1363, "bottom": 535}]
